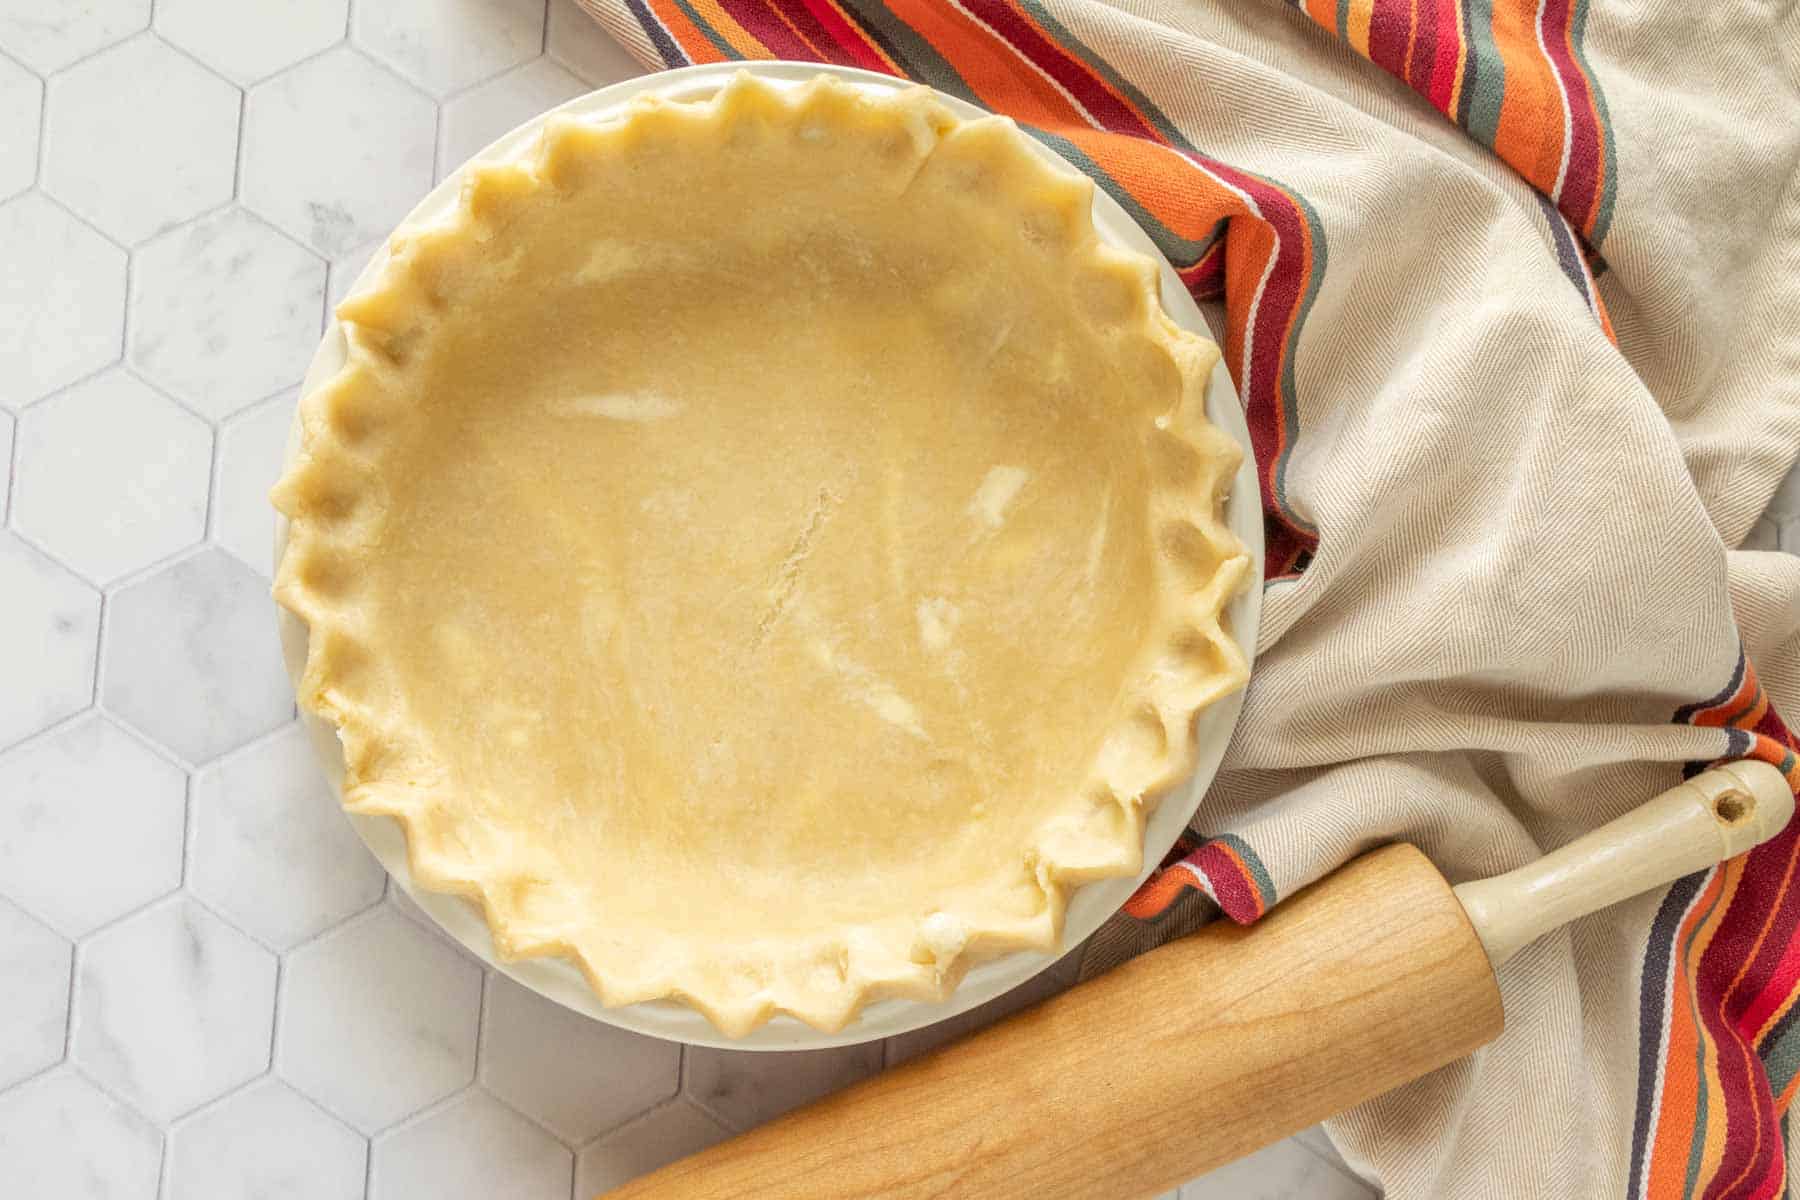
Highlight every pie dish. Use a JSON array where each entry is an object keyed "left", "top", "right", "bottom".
[{"left": 273, "top": 69, "right": 1252, "bottom": 1037}]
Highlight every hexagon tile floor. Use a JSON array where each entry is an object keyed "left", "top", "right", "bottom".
[{"left": 1, "top": 4, "right": 1795, "bottom": 1200}]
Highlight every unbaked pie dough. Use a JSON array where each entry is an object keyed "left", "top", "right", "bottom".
[{"left": 273, "top": 73, "right": 1251, "bottom": 1036}]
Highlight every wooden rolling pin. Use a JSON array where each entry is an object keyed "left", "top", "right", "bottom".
[{"left": 606, "top": 761, "right": 1793, "bottom": 1200}]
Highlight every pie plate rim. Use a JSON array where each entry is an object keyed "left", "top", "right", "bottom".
[{"left": 273, "top": 59, "right": 1266, "bottom": 1050}]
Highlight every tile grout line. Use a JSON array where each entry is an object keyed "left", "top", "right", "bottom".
[
  {"left": 115, "top": 221, "right": 137, "bottom": 392},
  {"left": 156, "top": 1102, "right": 172, "bottom": 1200},
  {"left": 474, "top": 968, "right": 494, "bottom": 1083},
  {"left": 4, "top": 406, "right": 20, "bottom": 524},
  {"left": 177, "top": 870, "right": 284, "bottom": 958},
  {"left": 33, "top": 187, "right": 130, "bottom": 255},
  {"left": 177, "top": 772, "right": 196, "bottom": 889},
  {"left": 0, "top": 702, "right": 98, "bottom": 765},
  {"left": 94, "top": 698, "right": 198, "bottom": 775},
  {"left": 61, "top": 938, "right": 81, "bottom": 1062},
  {"left": 151, "top": 28, "right": 250, "bottom": 101},
  {"left": 431, "top": 94, "right": 446, "bottom": 186},
  {"left": 30, "top": 51, "right": 48, "bottom": 189},
  {"left": 266, "top": 955, "right": 284, "bottom": 1086},
  {"left": 230, "top": 81, "right": 246, "bottom": 204},
  {"left": 202, "top": 416, "right": 225, "bottom": 541},
  {"left": 124, "top": 358, "right": 223, "bottom": 433},
  {"left": 87, "top": 585, "right": 107, "bottom": 708},
  {"left": 8, "top": 353, "right": 126, "bottom": 417},
  {"left": 69, "top": 1059, "right": 161, "bottom": 1137},
  {"left": 7, "top": 1058, "right": 69, "bottom": 1098}
]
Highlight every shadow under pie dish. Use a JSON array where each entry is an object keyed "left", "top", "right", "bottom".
[{"left": 272, "top": 68, "right": 1255, "bottom": 1039}]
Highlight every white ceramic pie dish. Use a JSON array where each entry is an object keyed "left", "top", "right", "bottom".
[{"left": 275, "top": 60, "right": 1264, "bottom": 1050}]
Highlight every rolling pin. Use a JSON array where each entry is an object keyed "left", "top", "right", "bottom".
[{"left": 605, "top": 760, "right": 1793, "bottom": 1200}]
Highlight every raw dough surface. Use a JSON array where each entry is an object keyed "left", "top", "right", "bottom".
[{"left": 274, "top": 75, "right": 1250, "bottom": 1035}]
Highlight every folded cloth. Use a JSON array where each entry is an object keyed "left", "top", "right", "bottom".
[{"left": 577, "top": 1, "right": 1800, "bottom": 1193}]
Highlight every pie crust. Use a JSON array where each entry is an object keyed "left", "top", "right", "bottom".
[{"left": 272, "top": 73, "right": 1251, "bottom": 1036}]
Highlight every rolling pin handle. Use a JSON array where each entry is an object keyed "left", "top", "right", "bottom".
[{"left": 1452, "top": 760, "right": 1794, "bottom": 969}]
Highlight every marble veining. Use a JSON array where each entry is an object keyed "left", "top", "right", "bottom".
[
  {"left": 276, "top": 906, "right": 483, "bottom": 1134},
  {"left": 240, "top": 48, "right": 436, "bottom": 257},
  {"left": 190, "top": 722, "right": 388, "bottom": 949},
  {"left": 100, "top": 547, "right": 294, "bottom": 764},
  {"left": 354, "top": 0, "right": 546, "bottom": 99},
  {"left": 0, "top": 1068, "right": 162, "bottom": 1199},
  {"left": 0, "top": 713, "right": 185, "bottom": 938},
  {"left": 128, "top": 208, "right": 327, "bottom": 421},
  {"left": 72, "top": 897, "right": 277, "bottom": 1121},
  {"left": 41, "top": 34, "right": 239, "bottom": 245}
]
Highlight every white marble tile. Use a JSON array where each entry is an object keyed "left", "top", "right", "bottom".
[
  {"left": 73, "top": 897, "right": 277, "bottom": 1121},
  {"left": 0, "top": 52, "right": 38, "bottom": 201},
  {"left": 353, "top": 0, "right": 545, "bottom": 99},
  {"left": 168, "top": 1078, "right": 366, "bottom": 1200},
  {"left": 156, "top": 0, "right": 349, "bottom": 87},
  {"left": 0, "top": 532, "right": 100, "bottom": 749},
  {"left": 190, "top": 722, "right": 384, "bottom": 949},
  {"left": 130, "top": 207, "right": 326, "bottom": 420},
  {"left": 574, "top": 1098, "right": 733, "bottom": 1197},
  {"left": 0, "top": 0, "right": 149, "bottom": 74},
  {"left": 328, "top": 237, "right": 386, "bottom": 310},
  {"left": 438, "top": 57, "right": 589, "bottom": 181},
  {"left": 480, "top": 970, "right": 680, "bottom": 1144},
  {"left": 13, "top": 370, "right": 210, "bottom": 584},
  {"left": 0, "top": 896, "right": 71, "bottom": 1089},
  {"left": 0, "top": 192, "right": 127, "bottom": 409},
  {"left": 0, "top": 713, "right": 185, "bottom": 938},
  {"left": 885, "top": 957, "right": 1074, "bottom": 1066},
  {"left": 242, "top": 47, "right": 436, "bottom": 257},
  {"left": 372, "top": 1088, "right": 571, "bottom": 1200},
  {"left": 1180, "top": 1135, "right": 1377, "bottom": 1199},
  {"left": 683, "top": 1040, "right": 884, "bottom": 1131},
  {"left": 1742, "top": 516, "right": 1779, "bottom": 551},
  {"left": 547, "top": 0, "right": 646, "bottom": 86},
  {"left": 216, "top": 390, "right": 297, "bottom": 576},
  {"left": 0, "top": 1067, "right": 162, "bottom": 1199},
  {"left": 42, "top": 34, "right": 240, "bottom": 245},
  {"left": 279, "top": 906, "right": 482, "bottom": 1133},
  {"left": 102, "top": 547, "right": 292, "bottom": 764}
]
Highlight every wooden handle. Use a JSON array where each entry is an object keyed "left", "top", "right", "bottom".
[
  {"left": 1453, "top": 760, "right": 1794, "bottom": 967},
  {"left": 605, "top": 844, "right": 1503, "bottom": 1200}
]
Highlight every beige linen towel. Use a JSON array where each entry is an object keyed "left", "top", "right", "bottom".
[{"left": 579, "top": 1, "right": 1800, "bottom": 1194}]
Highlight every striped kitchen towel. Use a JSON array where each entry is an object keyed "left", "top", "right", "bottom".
[{"left": 576, "top": 1, "right": 1800, "bottom": 1196}]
